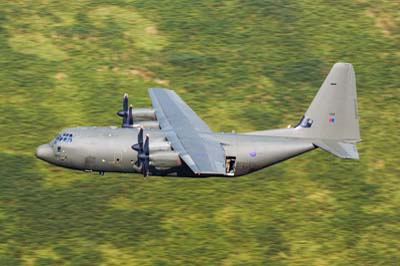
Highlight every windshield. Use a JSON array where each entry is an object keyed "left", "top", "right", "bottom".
[{"left": 51, "top": 132, "right": 73, "bottom": 145}]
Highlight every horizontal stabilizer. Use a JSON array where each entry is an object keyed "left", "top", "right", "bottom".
[{"left": 313, "top": 140, "right": 360, "bottom": 159}]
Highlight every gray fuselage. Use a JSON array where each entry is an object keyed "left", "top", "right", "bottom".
[{"left": 36, "top": 126, "right": 315, "bottom": 177}]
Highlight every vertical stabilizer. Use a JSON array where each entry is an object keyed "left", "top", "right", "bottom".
[
  {"left": 294, "top": 62, "right": 361, "bottom": 159},
  {"left": 296, "top": 63, "right": 360, "bottom": 142}
]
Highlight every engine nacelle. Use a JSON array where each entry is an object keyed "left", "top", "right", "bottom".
[
  {"left": 131, "top": 108, "right": 156, "bottom": 121},
  {"left": 133, "top": 121, "right": 159, "bottom": 129},
  {"left": 150, "top": 151, "right": 181, "bottom": 168},
  {"left": 149, "top": 141, "right": 171, "bottom": 152},
  {"left": 117, "top": 108, "right": 156, "bottom": 121}
]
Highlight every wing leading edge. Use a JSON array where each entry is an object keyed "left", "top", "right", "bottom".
[{"left": 148, "top": 88, "right": 226, "bottom": 175}]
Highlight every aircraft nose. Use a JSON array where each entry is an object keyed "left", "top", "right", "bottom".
[{"left": 35, "top": 144, "right": 53, "bottom": 161}]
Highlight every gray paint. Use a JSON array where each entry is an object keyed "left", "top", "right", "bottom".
[
  {"left": 35, "top": 63, "right": 361, "bottom": 177},
  {"left": 35, "top": 127, "right": 315, "bottom": 177}
]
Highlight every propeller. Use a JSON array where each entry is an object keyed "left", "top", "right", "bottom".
[
  {"left": 117, "top": 93, "right": 128, "bottom": 117},
  {"left": 117, "top": 93, "right": 134, "bottom": 128},
  {"left": 122, "top": 105, "right": 134, "bottom": 128},
  {"left": 142, "top": 135, "right": 150, "bottom": 177},
  {"left": 132, "top": 128, "right": 144, "bottom": 164},
  {"left": 131, "top": 128, "right": 150, "bottom": 177}
]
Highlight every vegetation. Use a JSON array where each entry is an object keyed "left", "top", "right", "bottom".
[{"left": 0, "top": 0, "right": 399, "bottom": 265}]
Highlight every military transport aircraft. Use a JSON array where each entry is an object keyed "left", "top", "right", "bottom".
[{"left": 35, "top": 63, "right": 361, "bottom": 177}]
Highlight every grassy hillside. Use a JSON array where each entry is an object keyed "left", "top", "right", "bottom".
[{"left": 0, "top": 0, "right": 399, "bottom": 265}]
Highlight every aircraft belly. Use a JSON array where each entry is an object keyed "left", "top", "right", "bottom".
[{"left": 246, "top": 142, "right": 314, "bottom": 173}]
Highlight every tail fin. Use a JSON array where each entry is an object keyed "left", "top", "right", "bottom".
[{"left": 295, "top": 62, "right": 361, "bottom": 158}]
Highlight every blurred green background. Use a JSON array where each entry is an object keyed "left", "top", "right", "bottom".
[{"left": 0, "top": 0, "right": 399, "bottom": 265}]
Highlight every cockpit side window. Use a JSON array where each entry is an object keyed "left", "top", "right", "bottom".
[{"left": 295, "top": 116, "right": 313, "bottom": 128}]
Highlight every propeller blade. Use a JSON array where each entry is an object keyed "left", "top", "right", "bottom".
[
  {"left": 131, "top": 128, "right": 143, "bottom": 151},
  {"left": 117, "top": 93, "right": 129, "bottom": 117},
  {"left": 143, "top": 157, "right": 149, "bottom": 177},
  {"left": 138, "top": 128, "right": 143, "bottom": 150},
  {"left": 136, "top": 157, "right": 142, "bottom": 168},
  {"left": 123, "top": 93, "right": 128, "bottom": 112},
  {"left": 142, "top": 135, "right": 150, "bottom": 177},
  {"left": 122, "top": 111, "right": 128, "bottom": 127},
  {"left": 128, "top": 104, "right": 133, "bottom": 126},
  {"left": 144, "top": 135, "right": 149, "bottom": 156}
]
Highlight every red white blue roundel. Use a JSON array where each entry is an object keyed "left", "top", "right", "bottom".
[
  {"left": 249, "top": 150, "right": 257, "bottom": 157},
  {"left": 328, "top": 116, "right": 335, "bottom": 123}
]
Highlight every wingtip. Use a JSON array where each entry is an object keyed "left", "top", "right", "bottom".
[
  {"left": 333, "top": 62, "right": 353, "bottom": 69},
  {"left": 148, "top": 87, "right": 173, "bottom": 93}
]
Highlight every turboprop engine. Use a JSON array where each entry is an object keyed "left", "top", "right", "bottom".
[
  {"left": 131, "top": 128, "right": 181, "bottom": 177},
  {"left": 117, "top": 93, "right": 159, "bottom": 128}
]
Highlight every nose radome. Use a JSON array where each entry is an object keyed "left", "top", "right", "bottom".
[{"left": 35, "top": 144, "right": 53, "bottom": 161}]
